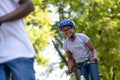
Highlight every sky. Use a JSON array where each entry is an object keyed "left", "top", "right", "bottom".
[{"left": 34, "top": 42, "right": 70, "bottom": 80}]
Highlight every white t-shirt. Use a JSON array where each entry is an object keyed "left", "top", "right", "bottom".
[
  {"left": 63, "top": 33, "right": 92, "bottom": 63},
  {"left": 0, "top": 0, "right": 36, "bottom": 63}
]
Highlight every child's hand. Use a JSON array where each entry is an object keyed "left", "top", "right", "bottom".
[
  {"left": 66, "top": 69, "right": 72, "bottom": 75},
  {"left": 89, "top": 57, "right": 97, "bottom": 62}
]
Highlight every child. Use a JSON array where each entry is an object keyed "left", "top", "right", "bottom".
[{"left": 58, "top": 19, "right": 100, "bottom": 80}]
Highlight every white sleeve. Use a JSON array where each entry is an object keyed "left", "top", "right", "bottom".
[
  {"left": 63, "top": 40, "right": 69, "bottom": 52},
  {"left": 80, "top": 33, "right": 90, "bottom": 43}
]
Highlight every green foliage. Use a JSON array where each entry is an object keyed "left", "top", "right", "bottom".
[
  {"left": 42, "top": 0, "right": 120, "bottom": 80},
  {"left": 24, "top": 0, "right": 56, "bottom": 66},
  {"left": 25, "top": 0, "right": 120, "bottom": 79}
]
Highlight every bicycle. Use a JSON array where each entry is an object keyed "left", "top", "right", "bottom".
[{"left": 66, "top": 60, "right": 103, "bottom": 80}]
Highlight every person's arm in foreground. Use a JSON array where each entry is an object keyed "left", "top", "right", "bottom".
[
  {"left": 66, "top": 51, "right": 74, "bottom": 75},
  {"left": 0, "top": 0, "right": 34, "bottom": 23},
  {"left": 86, "top": 40, "right": 97, "bottom": 61}
]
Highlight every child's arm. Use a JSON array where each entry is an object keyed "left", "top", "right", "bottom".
[
  {"left": 0, "top": 0, "right": 34, "bottom": 23},
  {"left": 66, "top": 51, "right": 74, "bottom": 75},
  {"left": 86, "top": 40, "right": 97, "bottom": 61}
]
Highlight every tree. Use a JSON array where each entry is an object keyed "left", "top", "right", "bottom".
[
  {"left": 25, "top": 0, "right": 56, "bottom": 66},
  {"left": 41, "top": 0, "right": 120, "bottom": 80}
]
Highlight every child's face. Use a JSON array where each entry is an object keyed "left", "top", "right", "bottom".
[{"left": 61, "top": 26, "right": 75, "bottom": 38}]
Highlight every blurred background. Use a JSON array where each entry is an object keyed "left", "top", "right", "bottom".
[{"left": 24, "top": 0, "right": 120, "bottom": 80}]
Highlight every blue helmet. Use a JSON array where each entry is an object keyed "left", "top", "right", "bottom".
[{"left": 58, "top": 20, "right": 75, "bottom": 29}]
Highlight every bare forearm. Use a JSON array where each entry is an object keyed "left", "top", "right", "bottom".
[
  {"left": 89, "top": 45, "right": 98, "bottom": 59},
  {"left": 68, "top": 59, "right": 73, "bottom": 70},
  {"left": 0, "top": 0, "right": 34, "bottom": 23},
  {"left": 86, "top": 41, "right": 98, "bottom": 60},
  {"left": 91, "top": 49, "right": 97, "bottom": 59}
]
